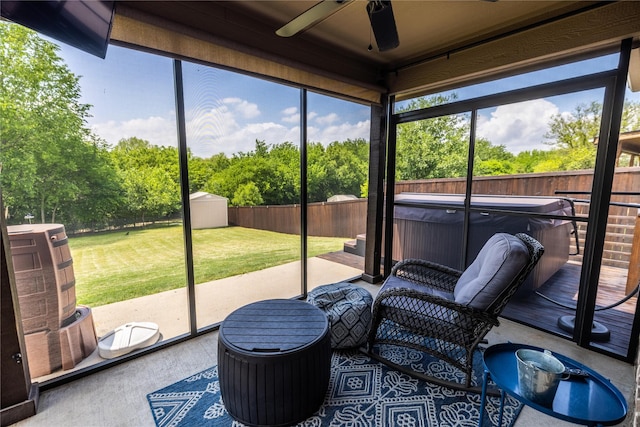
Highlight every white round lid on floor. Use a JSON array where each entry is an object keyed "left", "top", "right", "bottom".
[{"left": 98, "top": 322, "right": 160, "bottom": 359}]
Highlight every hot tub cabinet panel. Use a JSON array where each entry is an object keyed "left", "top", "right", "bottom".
[{"left": 392, "top": 193, "right": 574, "bottom": 294}]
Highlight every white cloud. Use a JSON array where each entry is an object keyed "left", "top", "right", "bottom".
[
  {"left": 185, "top": 104, "right": 245, "bottom": 156},
  {"left": 90, "top": 115, "right": 177, "bottom": 148},
  {"left": 91, "top": 98, "right": 370, "bottom": 158},
  {"left": 183, "top": 102, "right": 300, "bottom": 156},
  {"left": 308, "top": 120, "right": 370, "bottom": 144},
  {"left": 215, "top": 122, "right": 293, "bottom": 155},
  {"left": 282, "top": 112, "right": 300, "bottom": 124},
  {"left": 222, "top": 97, "right": 260, "bottom": 119},
  {"left": 314, "top": 112, "right": 339, "bottom": 126},
  {"left": 476, "top": 99, "right": 559, "bottom": 153},
  {"left": 281, "top": 107, "right": 303, "bottom": 124}
]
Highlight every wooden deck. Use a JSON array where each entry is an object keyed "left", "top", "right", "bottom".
[
  {"left": 319, "top": 251, "right": 638, "bottom": 357},
  {"left": 317, "top": 250, "right": 366, "bottom": 270},
  {"left": 503, "top": 261, "right": 637, "bottom": 357}
]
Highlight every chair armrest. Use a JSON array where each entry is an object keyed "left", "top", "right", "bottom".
[{"left": 391, "top": 259, "right": 462, "bottom": 293}]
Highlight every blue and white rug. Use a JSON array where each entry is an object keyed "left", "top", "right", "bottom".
[{"left": 147, "top": 347, "right": 522, "bottom": 427}]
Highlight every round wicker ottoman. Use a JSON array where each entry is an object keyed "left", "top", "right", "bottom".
[
  {"left": 218, "top": 299, "right": 331, "bottom": 427},
  {"left": 307, "top": 282, "right": 373, "bottom": 349}
]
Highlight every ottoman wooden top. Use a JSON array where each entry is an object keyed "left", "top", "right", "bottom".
[{"left": 220, "top": 299, "right": 328, "bottom": 354}]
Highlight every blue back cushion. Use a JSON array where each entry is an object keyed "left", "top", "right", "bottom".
[{"left": 453, "top": 233, "right": 529, "bottom": 310}]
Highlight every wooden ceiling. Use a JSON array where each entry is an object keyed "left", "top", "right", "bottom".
[
  {"left": 232, "top": 1, "right": 597, "bottom": 68},
  {"left": 114, "top": 1, "right": 640, "bottom": 102},
  {"left": 119, "top": 1, "right": 596, "bottom": 68}
]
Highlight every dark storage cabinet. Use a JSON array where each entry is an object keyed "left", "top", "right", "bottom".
[{"left": 218, "top": 299, "right": 331, "bottom": 427}]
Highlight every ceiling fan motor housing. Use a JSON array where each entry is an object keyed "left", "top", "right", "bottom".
[{"left": 367, "top": 0, "right": 399, "bottom": 51}]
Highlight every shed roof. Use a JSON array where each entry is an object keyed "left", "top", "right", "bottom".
[{"left": 189, "top": 192, "right": 228, "bottom": 201}]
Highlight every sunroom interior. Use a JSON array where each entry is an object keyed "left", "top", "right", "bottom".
[{"left": 2, "top": 1, "right": 640, "bottom": 426}]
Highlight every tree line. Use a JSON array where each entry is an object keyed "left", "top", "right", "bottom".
[
  {"left": 395, "top": 95, "right": 640, "bottom": 180},
  {"left": 1, "top": 23, "right": 638, "bottom": 231},
  {"left": 0, "top": 24, "right": 370, "bottom": 229}
]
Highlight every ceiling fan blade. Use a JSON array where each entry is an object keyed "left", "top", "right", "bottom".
[
  {"left": 276, "top": 0, "right": 353, "bottom": 37},
  {"left": 367, "top": 0, "right": 399, "bottom": 51}
]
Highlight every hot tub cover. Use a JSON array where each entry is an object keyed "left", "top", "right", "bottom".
[{"left": 394, "top": 193, "right": 572, "bottom": 231}]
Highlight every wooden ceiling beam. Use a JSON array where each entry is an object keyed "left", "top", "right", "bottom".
[{"left": 111, "top": 2, "right": 385, "bottom": 105}]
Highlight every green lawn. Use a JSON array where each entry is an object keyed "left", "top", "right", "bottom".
[{"left": 69, "top": 225, "right": 347, "bottom": 307}]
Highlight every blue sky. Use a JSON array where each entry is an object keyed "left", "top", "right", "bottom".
[
  {"left": 54, "top": 38, "right": 639, "bottom": 158},
  {"left": 56, "top": 42, "right": 371, "bottom": 158}
]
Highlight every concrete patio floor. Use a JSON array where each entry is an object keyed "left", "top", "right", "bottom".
[
  {"left": 34, "top": 256, "right": 364, "bottom": 382},
  {"left": 14, "top": 258, "right": 637, "bottom": 426}
]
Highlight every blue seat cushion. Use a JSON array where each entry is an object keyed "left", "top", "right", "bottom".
[
  {"left": 380, "top": 275, "right": 454, "bottom": 301},
  {"left": 377, "top": 274, "right": 458, "bottom": 325},
  {"left": 307, "top": 282, "right": 373, "bottom": 349}
]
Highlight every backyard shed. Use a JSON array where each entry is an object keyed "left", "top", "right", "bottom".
[
  {"left": 327, "top": 194, "right": 358, "bottom": 202},
  {"left": 189, "top": 192, "right": 228, "bottom": 229}
]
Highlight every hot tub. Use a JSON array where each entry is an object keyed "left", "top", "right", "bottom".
[{"left": 392, "top": 193, "right": 574, "bottom": 293}]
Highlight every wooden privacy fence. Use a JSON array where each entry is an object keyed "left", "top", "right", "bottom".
[
  {"left": 394, "top": 168, "right": 639, "bottom": 200},
  {"left": 228, "top": 168, "right": 640, "bottom": 272},
  {"left": 228, "top": 198, "right": 368, "bottom": 238}
]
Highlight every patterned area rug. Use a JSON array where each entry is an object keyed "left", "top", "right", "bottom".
[{"left": 147, "top": 346, "right": 522, "bottom": 427}]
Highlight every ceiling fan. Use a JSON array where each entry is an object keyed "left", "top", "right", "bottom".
[{"left": 276, "top": 0, "right": 400, "bottom": 52}]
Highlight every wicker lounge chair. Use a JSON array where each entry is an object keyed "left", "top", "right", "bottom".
[{"left": 366, "top": 232, "right": 544, "bottom": 392}]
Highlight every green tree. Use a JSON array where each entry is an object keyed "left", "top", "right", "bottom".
[
  {"left": 473, "top": 138, "right": 515, "bottom": 176},
  {"left": 538, "top": 101, "right": 601, "bottom": 171},
  {"left": 254, "top": 139, "right": 269, "bottom": 157},
  {"left": 57, "top": 135, "right": 124, "bottom": 228},
  {"left": 110, "top": 137, "right": 181, "bottom": 223},
  {"left": 395, "top": 95, "right": 470, "bottom": 180},
  {"left": 321, "top": 139, "right": 369, "bottom": 199},
  {"left": 545, "top": 101, "right": 602, "bottom": 150},
  {"left": 621, "top": 100, "right": 640, "bottom": 131},
  {"left": 540, "top": 100, "right": 640, "bottom": 171},
  {"left": 206, "top": 140, "right": 299, "bottom": 206},
  {"left": 307, "top": 142, "right": 331, "bottom": 202},
  {"left": 232, "top": 182, "right": 264, "bottom": 206},
  {"left": 513, "top": 149, "right": 556, "bottom": 173},
  {"left": 202, "top": 138, "right": 370, "bottom": 206},
  {"left": 0, "top": 23, "right": 120, "bottom": 224},
  {"left": 188, "top": 152, "right": 231, "bottom": 193},
  {"left": 265, "top": 141, "right": 300, "bottom": 204},
  {"left": 302, "top": 139, "right": 369, "bottom": 203}
]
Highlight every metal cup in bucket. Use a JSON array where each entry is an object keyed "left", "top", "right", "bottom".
[{"left": 515, "top": 349, "right": 565, "bottom": 406}]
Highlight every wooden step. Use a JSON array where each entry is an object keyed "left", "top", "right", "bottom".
[
  {"left": 343, "top": 236, "right": 366, "bottom": 256},
  {"left": 343, "top": 240, "right": 357, "bottom": 249}
]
